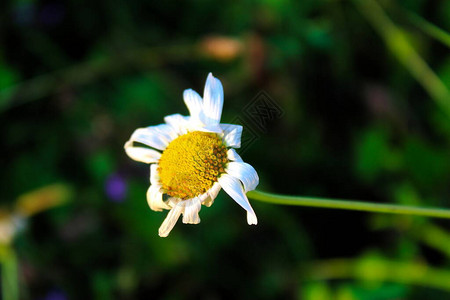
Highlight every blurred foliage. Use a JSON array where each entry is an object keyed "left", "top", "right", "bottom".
[{"left": 1, "top": 0, "right": 450, "bottom": 299}]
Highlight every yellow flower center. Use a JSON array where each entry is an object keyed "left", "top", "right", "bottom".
[{"left": 158, "top": 131, "right": 228, "bottom": 200}]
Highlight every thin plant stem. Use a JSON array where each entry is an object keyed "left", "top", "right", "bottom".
[
  {"left": 0, "top": 246, "right": 19, "bottom": 300},
  {"left": 307, "top": 257, "right": 450, "bottom": 292},
  {"left": 404, "top": 10, "right": 450, "bottom": 49},
  {"left": 247, "top": 190, "right": 450, "bottom": 219},
  {"left": 354, "top": 0, "right": 450, "bottom": 118}
]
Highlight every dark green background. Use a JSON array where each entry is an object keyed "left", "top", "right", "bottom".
[{"left": 1, "top": 0, "right": 450, "bottom": 299}]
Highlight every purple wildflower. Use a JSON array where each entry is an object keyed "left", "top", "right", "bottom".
[
  {"left": 43, "top": 290, "right": 67, "bottom": 300},
  {"left": 105, "top": 173, "right": 128, "bottom": 202}
]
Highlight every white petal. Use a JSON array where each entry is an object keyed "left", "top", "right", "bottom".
[
  {"left": 202, "top": 73, "right": 224, "bottom": 126},
  {"left": 167, "top": 197, "right": 181, "bottom": 208},
  {"left": 129, "top": 124, "right": 176, "bottom": 151},
  {"left": 247, "top": 211, "right": 258, "bottom": 225},
  {"left": 202, "top": 198, "right": 213, "bottom": 207},
  {"left": 227, "top": 148, "right": 243, "bottom": 162},
  {"left": 208, "top": 182, "right": 222, "bottom": 200},
  {"left": 182, "top": 198, "right": 202, "bottom": 224},
  {"left": 164, "top": 114, "right": 190, "bottom": 135},
  {"left": 150, "top": 164, "right": 160, "bottom": 185},
  {"left": 124, "top": 141, "right": 161, "bottom": 164},
  {"left": 218, "top": 174, "right": 257, "bottom": 225},
  {"left": 191, "top": 124, "right": 223, "bottom": 134},
  {"left": 221, "top": 124, "right": 242, "bottom": 148},
  {"left": 183, "top": 89, "right": 204, "bottom": 122},
  {"left": 146, "top": 185, "right": 171, "bottom": 211},
  {"left": 158, "top": 204, "right": 184, "bottom": 237},
  {"left": 225, "top": 162, "right": 259, "bottom": 192},
  {"left": 202, "top": 182, "right": 221, "bottom": 207}
]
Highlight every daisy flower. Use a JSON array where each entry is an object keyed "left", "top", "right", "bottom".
[{"left": 124, "top": 73, "right": 259, "bottom": 237}]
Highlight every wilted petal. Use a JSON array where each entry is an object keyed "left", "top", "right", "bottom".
[
  {"left": 247, "top": 211, "right": 258, "bottom": 225},
  {"left": 225, "top": 162, "right": 259, "bottom": 192},
  {"left": 146, "top": 185, "right": 170, "bottom": 211},
  {"left": 202, "top": 182, "right": 221, "bottom": 207},
  {"left": 182, "top": 198, "right": 202, "bottom": 224},
  {"left": 227, "top": 148, "right": 243, "bottom": 162},
  {"left": 218, "top": 174, "right": 257, "bottom": 225},
  {"left": 158, "top": 204, "right": 184, "bottom": 237},
  {"left": 149, "top": 164, "right": 160, "bottom": 186}
]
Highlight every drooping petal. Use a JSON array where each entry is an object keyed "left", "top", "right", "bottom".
[
  {"left": 124, "top": 141, "right": 161, "bottom": 164},
  {"left": 218, "top": 174, "right": 257, "bottom": 225},
  {"left": 221, "top": 124, "right": 242, "bottom": 148},
  {"left": 202, "top": 73, "right": 224, "bottom": 126},
  {"left": 225, "top": 162, "right": 259, "bottom": 192},
  {"left": 158, "top": 204, "right": 184, "bottom": 237},
  {"left": 202, "top": 182, "right": 221, "bottom": 207},
  {"left": 149, "top": 164, "right": 160, "bottom": 186},
  {"left": 129, "top": 124, "right": 177, "bottom": 151},
  {"left": 164, "top": 114, "right": 190, "bottom": 135},
  {"left": 227, "top": 148, "right": 243, "bottom": 162},
  {"left": 182, "top": 198, "right": 202, "bottom": 224},
  {"left": 202, "top": 198, "right": 213, "bottom": 208},
  {"left": 146, "top": 185, "right": 170, "bottom": 211},
  {"left": 247, "top": 211, "right": 258, "bottom": 225},
  {"left": 209, "top": 182, "right": 222, "bottom": 199},
  {"left": 183, "top": 89, "right": 204, "bottom": 123}
]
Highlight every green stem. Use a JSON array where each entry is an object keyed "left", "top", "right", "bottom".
[
  {"left": 354, "top": 0, "right": 450, "bottom": 118},
  {"left": 404, "top": 10, "right": 450, "bottom": 49},
  {"left": 0, "top": 246, "right": 19, "bottom": 300},
  {"left": 307, "top": 257, "right": 450, "bottom": 292},
  {"left": 247, "top": 190, "right": 450, "bottom": 219}
]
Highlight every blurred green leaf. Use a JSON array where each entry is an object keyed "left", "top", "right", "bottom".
[
  {"left": 87, "top": 151, "right": 115, "bottom": 182},
  {"left": 404, "top": 138, "right": 450, "bottom": 189},
  {"left": 354, "top": 126, "right": 400, "bottom": 182},
  {"left": 303, "top": 282, "right": 333, "bottom": 300},
  {"left": 0, "top": 64, "right": 19, "bottom": 90}
]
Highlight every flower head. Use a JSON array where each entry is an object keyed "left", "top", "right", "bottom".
[{"left": 124, "top": 73, "right": 258, "bottom": 237}]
